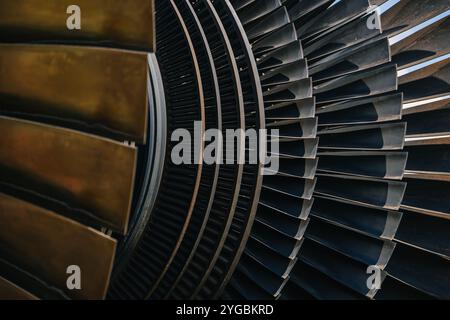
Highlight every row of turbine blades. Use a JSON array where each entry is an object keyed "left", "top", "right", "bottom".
[
  {"left": 109, "top": 0, "right": 266, "bottom": 300},
  {"left": 0, "top": 0, "right": 155, "bottom": 299},
  {"left": 0, "top": 0, "right": 449, "bottom": 301},
  {"left": 107, "top": 0, "right": 450, "bottom": 300},
  {"left": 222, "top": 0, "right": 450, "bottom": 300}
]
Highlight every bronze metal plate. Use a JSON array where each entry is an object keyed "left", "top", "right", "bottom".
[
  {"left": 0, "top": 192, "right": 116, "bottom": 299},
  {"left": 0, "top": 0, "right": 155, "bottom": 51},
  {"left": 0, "top": 116, "right": 137, "bottom": 233},
  {"left": 0, "top": 44, "right": 149, "bottom": 143},
  {"left": 0, "top": 276, "right": 38, "bottom": 300}
]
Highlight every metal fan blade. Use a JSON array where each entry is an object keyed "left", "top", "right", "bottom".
[
  {"left": 0, "top": 117, "right": 137, "bottom": 233},
  {"left": 2, "top": 0, "right": 449, "bottom": 302},
  {"left": 0, "top": 45, "right": 149, "bottom": 143},
  {"left": 381, "top": 0, "right": 450, "bottom": 38},
  {"left": 0, "top": 0, "right": 155, "bottom": 51},
  {"left": 317, "top": 93, "right": 403, "bottom": 126},
  {"left": 0, "top": 192, "right": 116, "bottom": 299}
]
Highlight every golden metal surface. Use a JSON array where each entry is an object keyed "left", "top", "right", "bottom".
[
  {"left": 0, "top": 116, "right": 137, "bottom": 233},
  {"left": 0, "top": 44, "right": 149, "bottom": 143},
  {"left": 0, "top": 276, "right": 38, "bottom": 300},
  {"left": 0, "top": 192, "right": 116, "bottom": 300},
  {"left": 0, "top": 0, "right": 155, "bottom": 51}
]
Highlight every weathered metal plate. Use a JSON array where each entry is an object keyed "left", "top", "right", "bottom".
[
  {"left": 0, "top": 116, "right": 137, "bottom": 233},
  {"left": 0, "top": 44, "right": 148, "bottom": 143},
  {"left": 381, "top": 0, "right": 450, "bottom": 37},
  {"left": 0, "top": 192, "right": 116, "bottom": 299},
  {"left": 0, "top": 276, "right": 38, "bottom": 300},
  {"left": 0, "top": 0, "right": 155, "bottom": 51}
]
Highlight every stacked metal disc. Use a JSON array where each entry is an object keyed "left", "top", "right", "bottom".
[{"left": 0, "top": 0, "right": 449, "bottom": 300}]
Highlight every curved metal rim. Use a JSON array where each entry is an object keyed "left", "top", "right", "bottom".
[
  {"left": 145, "top": 0, "right": 208, "bottom": 297},
  {"left": 211, "top": 0, "right": 266, "bottom": 299},
  {"left": 167, "top": 0, "right": 246, "bottom": 298}
]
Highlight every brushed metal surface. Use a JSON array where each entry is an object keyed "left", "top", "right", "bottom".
[
  {"left": 0, "top": 192, "right": 117, "bottom": 299},
  {"left": 0, "top": 0, "right": 155, "bottom": 51},
  {"left": 0, "top": 44, "right": 149, "bottom": 143}
]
